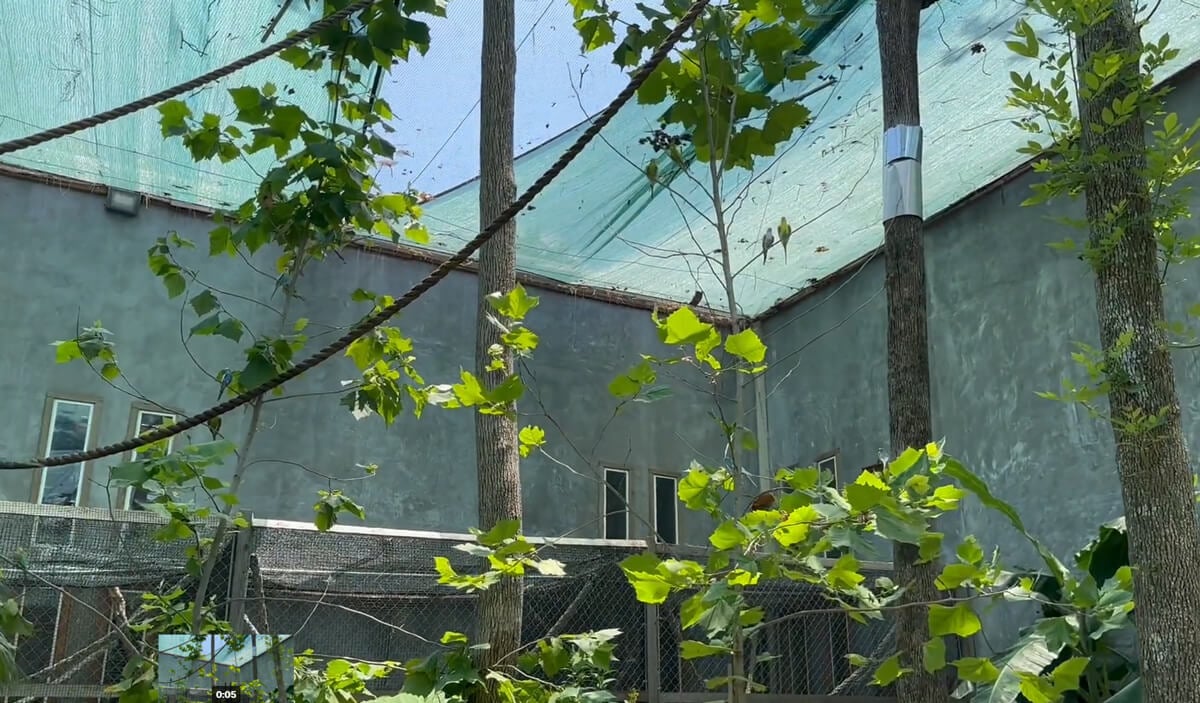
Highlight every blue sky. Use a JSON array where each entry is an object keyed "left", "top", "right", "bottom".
[{"left": 376, "top": 0, "right": 644, "bottom": 196}]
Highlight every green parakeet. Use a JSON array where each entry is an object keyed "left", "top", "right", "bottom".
[{"left": 777, "top": 216, "right": 793, "bottom": 262}]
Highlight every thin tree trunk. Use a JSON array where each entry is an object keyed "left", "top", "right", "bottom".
[
  {"left": 474, "top": 2, "right": 523, "bottom": 701},
  {"left": 876, "top": 2, "right": 944, "bottom": 702},
  {"left": 1075, "top": 2, "right": 1200, "bottom": 699}
]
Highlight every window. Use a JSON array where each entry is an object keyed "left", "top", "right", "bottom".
[
  {"left": 816, "top": 453, "right": 846, "bottom": 559},
  {"left": 603, "top": 468, "right": 629, "bottom": 540},
  {"left": 37, "top": 399, "right": 95, "bottom": 506},
  {"left": 125, "top": 410, "right": 177, "bottom": 510},
  {"left": 653, "top": 475, "right": 678, "bottom": 545}
]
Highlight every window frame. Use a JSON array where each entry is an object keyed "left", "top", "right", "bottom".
[
  {"left": 652, "top": 474, "right": 679, "bottom": 545},
  {"left": 815, "top": 452, "right": 839, "bottom": 489},
  {"left": 33, "top": 396, "right": 99, "bottom": 507},
  {"left": 602, "top": 467, "right": 630, "bottom": 540},
  {"left": 815, "top": 451, "right": 843, "bottom": 559},
  {"left": 122, "top": 406, "right": 179, "bottom": 510}
]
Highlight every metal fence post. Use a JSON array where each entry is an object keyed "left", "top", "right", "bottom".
[
  {"left": 644, "top": 602, "right": 660, "bottom": 703},
  {"left": 227, "top": 512, "right": 255, "bottom": 633}
]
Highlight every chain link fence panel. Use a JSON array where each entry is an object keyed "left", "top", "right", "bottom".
[
  {"left": 0, "top": 501, "right": 233, "bottom": 702},
  {"left": 0, "top": 505, "right": 898, "bottom": 702}
]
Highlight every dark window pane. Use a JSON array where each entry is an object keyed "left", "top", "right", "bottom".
[
  {"left": 130, "top": 412, "right": 176, "bottom": 510},
  {"left": 604, "top": 470, "right": 628, "bottom": 539},
  {"left": 40, "top": 401, "right": 93, "bottom": 506},
  {"left": 654, "top": 476, "right": 677, "bottom": 545}
]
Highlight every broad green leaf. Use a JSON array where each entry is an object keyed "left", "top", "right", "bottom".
[
  {"left": 927, "top": 603, "right": 982, "bottom": 638},
  {"left": 954, "top": 658, "right": 1001, "bottom": 685},
  {"left": 872, "top": 654, "right": 910, "bottom": 686},
  {"left": 53, "top": 340, "right": 83, "bottom": 364},
  {"left": 774, "top": 504, "right": 820, "bottom": 547},
  {"left": 929, "top": 484, "right": 966, "bottom": 510},
  {"left": 942, "top": 458, "right": 1069, "bottom": 583},
  {"left": 661, "top": 307, "right": 715, "bottom": 345},
  {"left": 680, "top": 594, "right": 711, "bottom": 630},
  {"left": 488, "top": 285, "right": 539, "bottom": 321},
  {"left": 680, "top": 640, "right": 731, "bottom": 660},
  {"left": 1074, "top": 515, "right": 1128, "bottom": 585},
  {"left": 957, "top": 535, "right": 985, "bottom": 565},
  {"left": 887, "top": 447, "right": 923, "bottom": 478},
  {"left": 724, "top": 328, "right": 767, "bottom": 364},
  {"left": 923, "top": 637, "right": 947, "bottom": 672},
  {"left": 709, "top": 520, "right": 745, "bottom": 550},
  {"left": 1049, "top": 657, "right": 1089, "bottom": 694},
  {"left": 875, "top": 506, "right": 927, "bottom": 545},
  {"left": 677, "top": 469, "right": 712, "bottom": 510},
  {"left": 826, "top": 554, "right": 865, "bottom": 591},
  {"left": 845, "top": 470, "right": 889, "bottom": 512},
  {"left": 477, "top": 519, "right": 520, "bottom": 546},
  {"left": 574, "top": 15, "right": 616, "bottom": 52},
  {"left": 935, "top": 563, "right": 980, "bottom": 590},
  {"left": 620, "top": 553, "right": 671, "bottom": 604}
]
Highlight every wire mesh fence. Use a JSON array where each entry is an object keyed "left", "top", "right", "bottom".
[{"left": 0, "top": 503, "right": 898, "bottom": 702}]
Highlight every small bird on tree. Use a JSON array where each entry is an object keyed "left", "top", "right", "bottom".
[
  {"left": 761, "top": 227, "right": 775, "bottom": 264},
  {"left": 746, "top": 491, "right": 777, "bottom": 513},
  {"left": 777, "top": 216, "right": 793, "bottom": 262},
  {"left": 688, "top": 290, "right": 703, "bottom": 306}
]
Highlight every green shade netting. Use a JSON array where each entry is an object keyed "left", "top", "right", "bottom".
[
  {"left": 3, "top": 2, "right": 1198, "bottom": 317},
  {"left": 423, "top": 1, "right": 1200, "bottom": 315},
  {"left": 0, "top": 1, "right": 332, "bottom": 208}
]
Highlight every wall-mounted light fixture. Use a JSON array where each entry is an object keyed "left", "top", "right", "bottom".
[{"left": 104, "top": 187, "right": 141, "bottom": 216}]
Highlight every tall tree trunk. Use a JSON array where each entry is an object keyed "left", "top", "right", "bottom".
[
  {"left": 1075, "top": 2, "right": 1200, "bottom": 699},
  {"left": 475, "top": 1, "right": 523, "bottom": 701},
  {"left": 876, "top": 2, "right": 944, "bottom": 702}
]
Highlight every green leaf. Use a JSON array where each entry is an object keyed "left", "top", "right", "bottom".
[
  {"left": 53, "top": 340, "right": 83, "bottom": 364},
  {"left": 1074, "top": 515, "right": 1128, "bottom": 585},
  {"left": 189, "top": 290, "right": 220, "bottom": 316},
  {"left": 845, "top": 470, "right": 889, "bottom": 512},
  {"left": 1048, "top": 657, "right": 1089, "bottom": 694},
  {"left": 158, "top": 100, "right": 192, "bottom": 136},
  {"left": 709, "top": 520, "right": 745, "bottom": 550},
  {"left": 680, "top": 640, "right": 731, "bottom": 660},
  {"left": 680, "top": 594, "right": 711, "bottom": 630},
  {"left": 574, "top": 15, "right": 616, "bottom": 52},
  {"left": 661, "top": 307, "right": 715, "bottom": 346},
  {"left": 887, "top": 447, "right": 923, "bottom": 478},
  {"left": 957, "top": 535, "right": 985, "bottom": 565},
  {"left": 162, "top": 272, "right": 187, "bottom": 299},
  {"left": 928, "top": 484, "right": 966, "bottom": 510},
  {"left": 488, "top": 285, "right": 539, "bottom": 321},
  {"left": 874, "top": 506, "right": 927, "bottom": 545},
  {"left": 942, "top": 458, "right": 1069, "bottom": 583},
  {"left": 935, "top": 563, "right": 979, "bottom": 590},
  {"left": 477, "top": 519, "right": 520, "bottom": 546},
  {"left": 872, "top": 654, "right": 910, "bottom": 686},
  {"left": 927, "top": 603, "right": 981, "bottom": 638},
  {"left": 954, "top": 657, "right": 1000, "bottom": 685},
  {"left": 620, "top": 552, "right": 671, "bottom": 604},
  {"left": 923, "top": 637, "right": 946, "bottom": 673},
  {"left": 518, "top": 425, "right": 546, "bottom": 458},
  {"left": 723, "top": 328, "right": 767, "bottom": 364}
]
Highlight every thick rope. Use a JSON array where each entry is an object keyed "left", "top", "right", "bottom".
[
  {"left": 0, "top": 0, "right": 378, "bottom": 157},
  {"left": 0, "top": 0, "right": 709, "bottom": 471}
]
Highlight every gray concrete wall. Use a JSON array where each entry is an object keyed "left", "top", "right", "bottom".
[
  {"left": 758, "top": 66, "right": 1200, "bottom": 650},
  {"left": 0, "top": 174, "right": 728, "bottom": 546}
]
